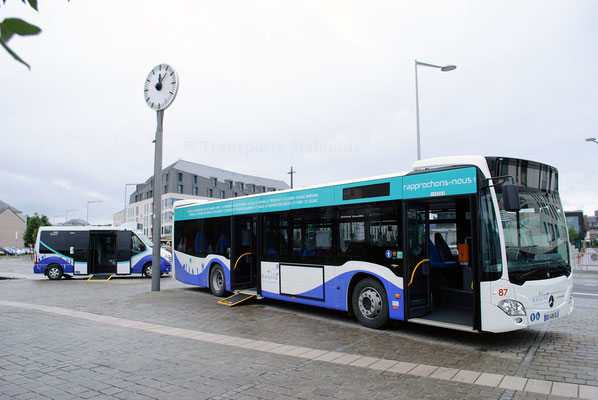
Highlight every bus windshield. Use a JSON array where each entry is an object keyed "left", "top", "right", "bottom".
[
  {"left": 137, "top": 233, "right": 154, "bottom": 248},
  {"left": 498, "top": 190, "right": 570, "bottom": 284}
]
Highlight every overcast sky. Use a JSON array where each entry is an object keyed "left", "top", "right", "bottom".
[{"left": 1, "top": 1, "right": 597, "bottom": 224}]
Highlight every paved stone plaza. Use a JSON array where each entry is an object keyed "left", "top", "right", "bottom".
[{"left": 1, "top": 257, "right": 597, "bottom": 399}]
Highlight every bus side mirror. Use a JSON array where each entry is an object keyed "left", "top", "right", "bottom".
[{"left": 502, "top": 184, "right": 521, "bottom": 212}]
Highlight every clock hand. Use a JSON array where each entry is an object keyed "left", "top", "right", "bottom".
[{"left": 155, "top": 74, "right": 163, "bottom": 91}]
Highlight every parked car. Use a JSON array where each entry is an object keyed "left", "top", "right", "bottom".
[
  {"left": 0, "top": 247, "right": 15, "bottom": 256},
  {"left": 0, "top": 248, "right": 5, "bottom": 256}
]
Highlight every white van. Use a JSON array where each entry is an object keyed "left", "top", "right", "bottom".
[{"left": 34, "top": 226, "right": 172, "bottom": 280}]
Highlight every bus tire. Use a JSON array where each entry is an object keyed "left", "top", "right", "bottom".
[
  {"left": 142, "top": 263, "right": 152, "bottom": 279},
  {"left": 209, "top": 265, "right": 226, "bottom": 297},
  {"left": 352, "top": 277, "right": 389, "bottom": 329},
  {"left": 47, "top": 264, "right": 63, "bottom": 281}
]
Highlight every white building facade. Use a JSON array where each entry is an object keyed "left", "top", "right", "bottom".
[{"left": 114, "top": 160, "right": 290, "bottom": 241}]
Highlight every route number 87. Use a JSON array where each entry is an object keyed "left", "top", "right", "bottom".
[{"left": 498, "top": 288, "right": 508, "bottom": 296}]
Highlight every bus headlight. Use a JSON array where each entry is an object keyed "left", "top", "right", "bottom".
[{"left": 498, "top": 299, "right": 526, "bottom": 316}]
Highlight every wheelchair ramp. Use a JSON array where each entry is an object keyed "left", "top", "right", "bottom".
[
  {"left": 87, "top": 274, "right": 113, "bottom": 281},
  {"left": 217, "top": 291, "right": 257, "bottom": 307}
]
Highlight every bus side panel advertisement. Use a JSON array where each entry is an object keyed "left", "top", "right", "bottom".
[
  {"left": 403, "top": 167, "right": 477, "bottom": 199},
  {"left": 260, "top": 267, "right": 404, "bottom": 320}
]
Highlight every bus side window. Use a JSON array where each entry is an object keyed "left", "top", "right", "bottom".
[{"left": 132, "top": 235, "right": 146, "bottom": 255}]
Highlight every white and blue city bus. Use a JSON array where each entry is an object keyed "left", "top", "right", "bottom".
[
  {"left": 34, "top": 226, "right": 172, "bottom": 280},
  {"left": 173, "top": 156, "right": 573, "bottom": 332}
]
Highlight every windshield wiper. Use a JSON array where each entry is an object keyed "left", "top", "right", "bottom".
[
  {"left": 512, "top": 266, "right": 551, "bottom": 282},
  {"left": 551, "top": 260, "right": 571, "bottom": 276}
]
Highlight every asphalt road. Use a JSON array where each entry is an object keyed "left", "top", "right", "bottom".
[{"left": 1, "top": 256, "right": 598, "bottom": 399}]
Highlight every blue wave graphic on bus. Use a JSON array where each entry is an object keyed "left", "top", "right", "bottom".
[
  {"left": 174, "top": 253, "right": 229, "bottom": 290},
  {"left": 35, "top": 256, "right": 74, "bottom": 274}
]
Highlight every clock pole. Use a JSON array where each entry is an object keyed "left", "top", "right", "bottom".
[
  {"left": 151, "top": 109, "right": 164, "bottom": 291},
  {"left": 144, "top": 63, "right": 178, "bottom": 292}
]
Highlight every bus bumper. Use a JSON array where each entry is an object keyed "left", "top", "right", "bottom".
[{"left": 481, "top": 294, "right": 574, "bottom": 333}]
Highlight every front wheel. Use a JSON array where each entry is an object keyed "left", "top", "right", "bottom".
[
  {"left": 142, "top": 263, "right": 152, "bottom": 279},
  {"left": 352, "top": 278, "right": 389, "bottom": 329},
  {"left": 47, "top": 264, "right": 63, "bottom": 281},
  {"left": 209, "top": 265, "right": 226, "bottom": 297}
]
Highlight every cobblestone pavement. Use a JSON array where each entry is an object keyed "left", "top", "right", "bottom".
[{"left": 1, "top": 258, "right": 597, "bottom": 399}]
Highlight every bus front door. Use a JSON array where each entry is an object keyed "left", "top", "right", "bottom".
[
  {"left": 232, "top": 215, "right": 258, "bottom": 290},
  {"left": 405, "top": 203, "right": 431, "bottom": 318},
  {"left": 116, "top": 231, "right": 132, "bottom": 274}
]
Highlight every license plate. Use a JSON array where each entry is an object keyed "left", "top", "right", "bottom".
[{"left": 544, "top": 311, "right": 559, "bottom": 322}]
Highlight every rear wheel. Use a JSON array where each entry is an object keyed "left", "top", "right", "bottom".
[
  {"left": 209, "top": 265, "right": 226, "bottom": 297},
  {"left": 47, "top": 264, "right": 63, "bottom": 281},
  {"left": 352, "top": 278, "right": 389, "bottom": 329}
]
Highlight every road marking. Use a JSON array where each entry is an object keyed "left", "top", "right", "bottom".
[
  {"left": 0, "top": 299, "right": 595, "bottom": 398},
  {"left": 573, "top": 292, "right": 598, "bottom": 297}
]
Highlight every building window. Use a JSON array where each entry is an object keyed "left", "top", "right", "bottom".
[
  {"left": 212, "top": 178, "right": 217, "bottom": 187},
  {"left": 164, "top": 184, "right": 168, "bottom": 194},
  {"left": 178, "top": 172, "right": 183, "bottom": 182},
  {"left": 220, "top": 190, "right": 225, "bottom": 199},
  {"left": 165, "top": 173, "right": 169, "bottom": 182},
  {"left": 239, "top": 183, "right": 244, "bottom": 191},
  {"left": 178, "top": 184, "right": 183, "bottom": 194},
  {"left": 163, "top": 211, "right": 173, "bottom": 222},
  {"left": 262, "top": 187, "right": 266, "bottom": 193},
  {"left": 228, "top": 181, "right": 233, "bottom": 189},
  {"left": 252, "top": 185, "right": 256, "bottom": 193},
  {"left": 193, "top": 186, "right": 198, "bottom": 196},
  {"left": 193, "top": 175, "right": 198, "bottom": 184},
  {"left": 233, "top": 192, "right": 238, "bottom": 197},
  {"left": 208, "top": 188, "right": 213, "bottom": 197}
]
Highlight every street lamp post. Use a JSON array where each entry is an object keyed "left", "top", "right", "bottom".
[
  {"left": 287, "top": 166, "right": 296, "bottom": 189},
  {"left": 87, "top": 200, "right": 102, "bottom": 225},
  {"left": 415, "top": 60, "right": 457, "bottom": 161},
  {"left": 124, "top": 183, "right": 139, "bottom": 224}
]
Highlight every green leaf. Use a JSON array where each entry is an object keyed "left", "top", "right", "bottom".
[
  {"left": 25, "top": 0, "right": 38, "bottom": 11},
  {"left": 0, "top": 38, "right": 30, "bottom": 69},
  {"left": 1, "top": 18, "right": 41, "bottom": 38}
]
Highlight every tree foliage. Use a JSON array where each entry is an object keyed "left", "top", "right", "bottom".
[
  {"left": 23, "top": 212, "right": 51, "bottom": 246},
  {"left": 568, "top": 226, "right": 579, "bottom": 244},
  {"left": 0, "top": 0, "right": 41, "bottom": 70}
]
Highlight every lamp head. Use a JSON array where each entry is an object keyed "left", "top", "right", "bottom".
[
  {"left": 441, "top": 65, "right": 457, "bottom": 72},
  {"left": 585, "top": 138, "right": 597, "bottom": 142}
]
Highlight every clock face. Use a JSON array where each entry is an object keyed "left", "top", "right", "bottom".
[{"left": 144, "top": 64, "right": 178, "bottom": 111}]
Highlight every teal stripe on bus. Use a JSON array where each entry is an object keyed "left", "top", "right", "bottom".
[
  {"left": 175, "top": 167, "right": 477, "bottom": 220},
  {"left": 39, "top": 240, "right": 73, "bottom": 262}
]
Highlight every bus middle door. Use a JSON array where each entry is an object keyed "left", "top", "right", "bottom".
[
  {"left": 405, "top": 203, "right": 431, "bottom": 318},
  {"left": 232, "top": 215, "right": 258, "bottom": 290},
  {"left": 116, "top": 230, "right": 132, "bottom": 274}
]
